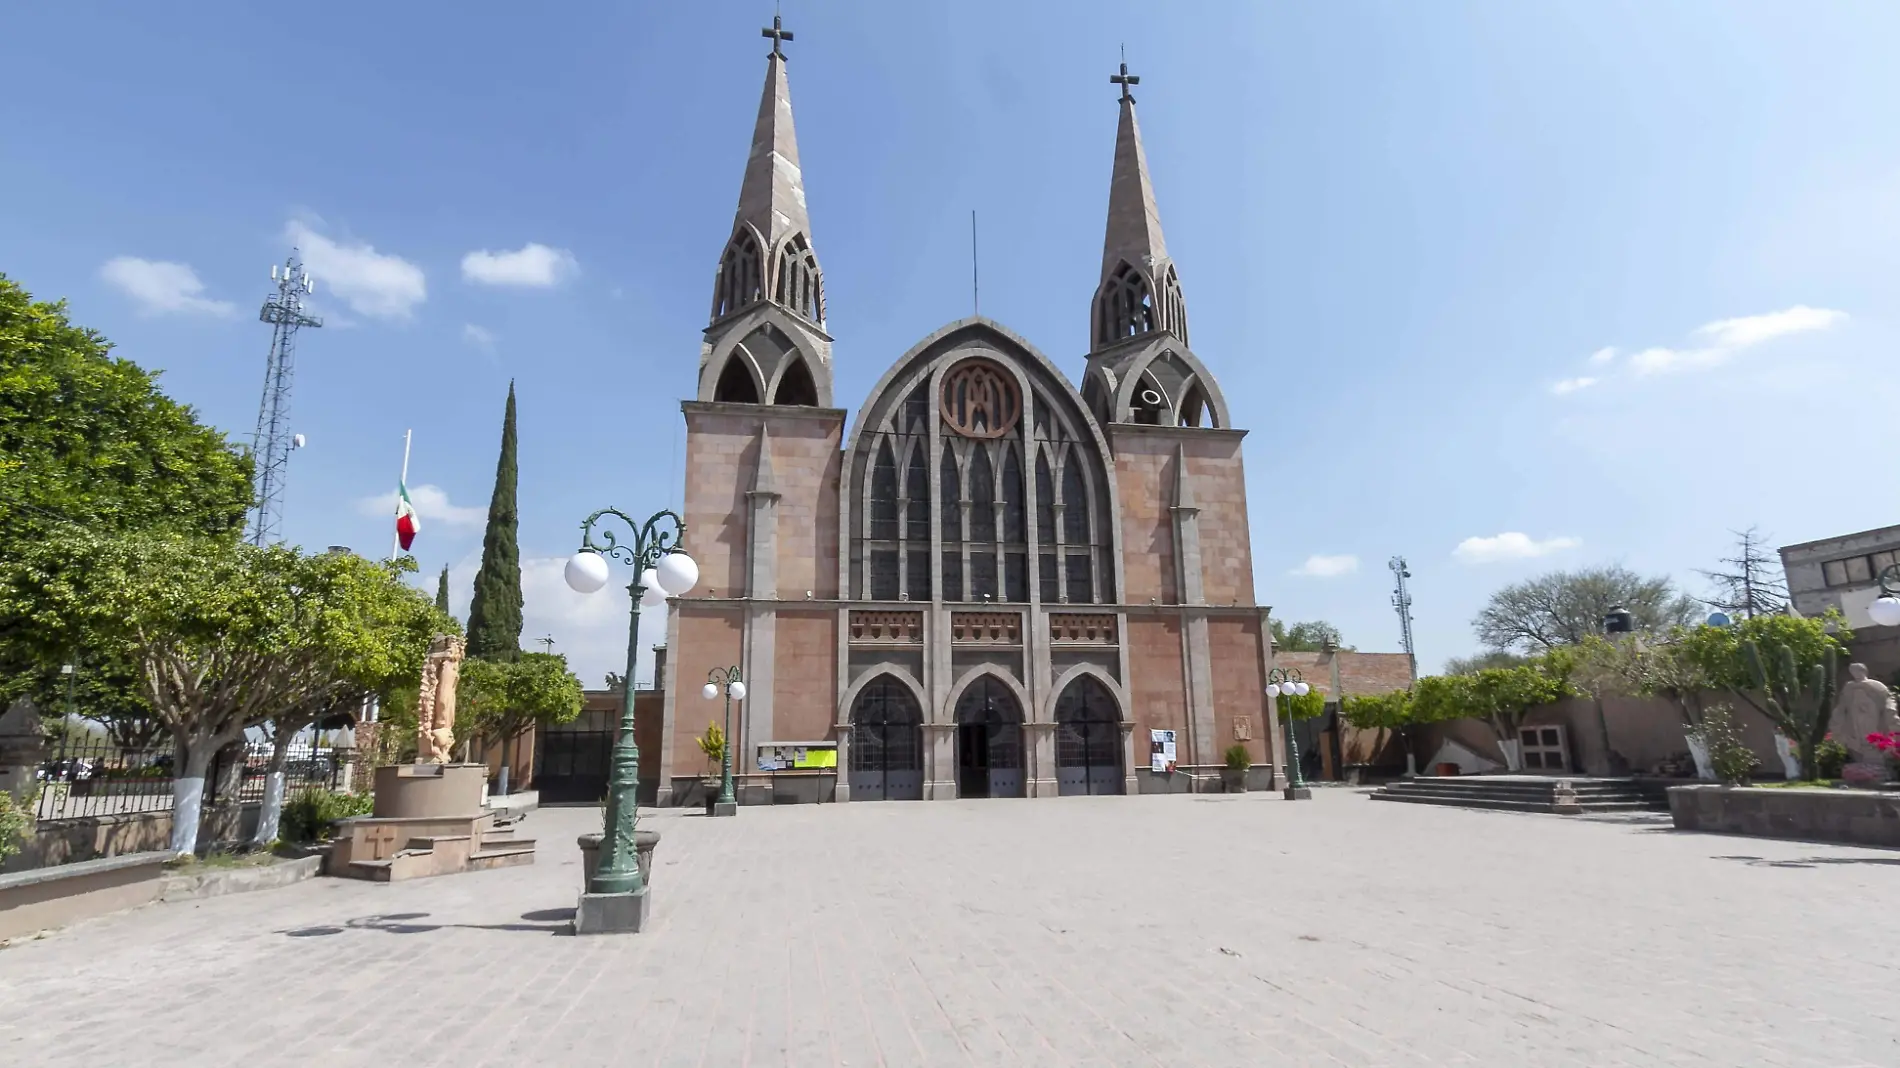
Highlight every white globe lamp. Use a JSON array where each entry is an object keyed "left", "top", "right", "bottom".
[
  {"left": 728, "top": 681, "right": 747, "bottom": 701},
  {"left": 1869, "top": 595, "right": 1900, "bottom": 629},
  {"left": 639, "top": 568, "right": 668, "bottom": 608},
  {"left": 702, "top": 683, "right": 719, "bottom": 701},
  {"left": 1265, "top": 683, "right": 1282, "bottom": 697},
  {"left": 655, "top": 550, "right": 700, "bottom": 597},
  {"left": 1294, "top": 682, "right": 1311, "bottom": 697},
  {"left": 564, "top": 550, "right": 610, "bottom": 595}
]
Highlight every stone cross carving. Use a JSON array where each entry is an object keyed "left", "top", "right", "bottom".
[
  {"left": 413, "top": 634, "right": 467, "bottom": 764},
  {"left": 361, "top": 824, "right": 399, "bottom": 861},
  {"left": 1830, "top": 662, "right": 1898, "bottom": 783}
]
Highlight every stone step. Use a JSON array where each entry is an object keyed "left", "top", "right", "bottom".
[
  {"left": 1372, "top": 791, "right": 1658, "bottom": 814},
  {"left": 468, "top": 846, "right": 536, "bottom": 872}
]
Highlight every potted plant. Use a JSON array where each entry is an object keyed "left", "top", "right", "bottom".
[
  {"left": 696, "top": 723, "right": 726, "bottom": 814},
  {"left": 1221, "top": 744, "right": 1251, "bottom": 792}
]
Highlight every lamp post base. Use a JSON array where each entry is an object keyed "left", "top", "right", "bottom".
[
  {"left": 711, "top": 800, "right": 738, "bottom": 817},
  {"left": 1283, "top": 786, "right": 1313, "bottom": 801},
  {"left": 575, "top": 887, "right": 651, "bottom": 935}
]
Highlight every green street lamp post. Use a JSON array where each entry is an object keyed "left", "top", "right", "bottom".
[
  {"left": 1266, "top": 667, "right": 1313, "bottom": 801},
  {"left": 563, "top": 507, "right": 698, "bottom": 934},
  {"left": 701, "top": 666, "right": 744, "bottom": 816}
]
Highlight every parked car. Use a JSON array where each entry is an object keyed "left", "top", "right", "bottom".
[{"left": 37, "top": 758, "right": 95, "bottom": 782}]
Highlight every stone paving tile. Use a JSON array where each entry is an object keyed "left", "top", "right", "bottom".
[{"left": 2, "top": 790, "right": 1897, "bottom": 1068}]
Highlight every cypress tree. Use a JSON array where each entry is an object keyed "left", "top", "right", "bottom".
[
  {"left": 465, "top": 382, "right": 523, "bottom": 660},
  {"left": 435, "top": 564, "right": 451, "bottom": 615}
]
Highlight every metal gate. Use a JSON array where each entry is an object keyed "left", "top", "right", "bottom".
[
  {"left": 848, "top": 676, "right": 924, "bottom": 801},
  {"left": 1054, "top": 675, "right": 1123, "bottom": 795},
  {"left": 954, "top": 675, "right": 1025, "bottom": 798},
  {"left": 536, "top": 730, "right": 612, "bottom": 804}
]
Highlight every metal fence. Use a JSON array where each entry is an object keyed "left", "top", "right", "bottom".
[{"left": 32, "top": 736, "right": 346, "bottom": 821}]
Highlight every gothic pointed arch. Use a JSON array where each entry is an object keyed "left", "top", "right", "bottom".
[
  {"left": 773, "top": 232, "right": 825, "bottom": 325},
  {"left": 771, "top": 356, "right": 819, "bottom": 406},
  {"left": 711, "top": 225, "right": 766, "bottom": 322},
  {"left": 712, "top": 352, "right": 763, "bottom": 404},
  {"left": 1053, "top": 672, "right": 1124, "bottom": 796},
  {"left": 840, "top": 318, "right": 1123, "bottom": 610},
  {"left": 1093, "top": 260, "right": 1157, "bottom": 347},
  {"left": 846, "top": 672, "right": 924, "bottom": 802}
]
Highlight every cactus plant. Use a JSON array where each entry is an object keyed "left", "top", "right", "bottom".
[{"left": 1739, "top": 638, "right": 1837, "bottom": 781}]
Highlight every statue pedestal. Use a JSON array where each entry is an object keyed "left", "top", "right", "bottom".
[
  {"left": 325, "top": 763, "right": 535, "bottom": 882},
  {"left": 576, "top": 887, "right": 650, "bottom": 934},
  {"left": 372, "top": 763, "right": 486, "bottom": 818}
]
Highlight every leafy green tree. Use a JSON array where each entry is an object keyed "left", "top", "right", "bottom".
[
  {"left": 1275, "top": 686, "right": 1328, "bottom": 721},
  {"left": 0, "top": 274, "right": 251, "bottom": 558},
  {"left": 465, "top": 383, "right": 522, "bottom": 662},
  {"left": 0, "top": 533, "right": 450, "bottom": 853},
  {"left": 1474, "top": 565, "right": 1699, "bottom": 653},
  {"left": 462, "top": 651, "right": 583, "bottom": 791},
  {"left": 1341, "top": 688, "right": 1424, "bottom": 774},
  {"left": 1411, "top": 659, "right": 1573, "bottom": 770},
  {"left": 1270, "top": 619, "right": 1348, "bottom": 652},
  {"left": 1443, "top": 650, "right": 1530, "bottom": 675},
  {"left": 1678, "top": 611, "right": 1849, "bottom": 779}
]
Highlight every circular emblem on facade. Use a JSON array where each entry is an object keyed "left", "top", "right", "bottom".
[{"left": 940, "top": 358, "right": 1021, "bottom": 439}]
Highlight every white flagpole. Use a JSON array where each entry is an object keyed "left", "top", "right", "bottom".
[{"left": 390, "top": 428, "right": 412, "bottom": 560}]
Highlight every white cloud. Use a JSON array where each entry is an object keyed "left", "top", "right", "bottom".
[
  {"left": 1550, "top": 376, "right": 1598, "bottom": 395},
  {"left": 1290, "top": 554, "right": 1359, "bottom": 577},
  {"left": 460, "top": 243, "right": 579, "bottom": 287},
  {"left": 99, "top": 257, "right": 236, "bottom": 317},
  {"left": 1587, "top": 305, "right": 1849, "bottom": 379},
  {"left": 286, "top": 219, "right": 426, "bottom": 320},
  {"left": 355, "top": 484, "right": 487, "bottom": 530},
  {"left": 1693, "top": 305, "right": 1847, "bottom": 349},
  {"left": 1453, "top": 532, "right": 1582, "bottom": 564},
  {"left": 462, "top": 324, "right": 497, "bottom": 352}
]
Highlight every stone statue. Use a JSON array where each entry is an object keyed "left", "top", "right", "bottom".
[
  {"left": 414, "top": 634, "right": 467, "bottom": 764},
  {"left": 1829, "top": 662, "right": 1898, "bottom": 784}
]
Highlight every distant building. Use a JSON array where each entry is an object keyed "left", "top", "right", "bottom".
[{"left": 1779, "top": 523, "right": 1900, "bottom": 680}]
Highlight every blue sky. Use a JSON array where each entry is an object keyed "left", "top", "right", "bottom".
[{"left": 5, "top": 2, "right": 1898, "bottom": 686}]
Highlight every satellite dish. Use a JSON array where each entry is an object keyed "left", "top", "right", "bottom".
[
  {"left": 1138, "top": 389, "right": 1163, "bottom": 406},
  {"left": 292, "top": 434, "right": 306, "bottom": 449}
]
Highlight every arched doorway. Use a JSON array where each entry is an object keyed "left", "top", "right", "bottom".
[
  {"left": 847, "top": 676, "right": 924, "bottom": 801},
  {"left": 1054, "top": 675, "right": 1124, "bottom": 795},
  {"left": 953, "top": 675, "right": 1025, "bottom": 798}
]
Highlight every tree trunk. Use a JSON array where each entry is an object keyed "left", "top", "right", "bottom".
[
  {"left": 169, "top": 738, "right": 214, "bottom": 855},
  {"left": 201, "top": 740, "right": 248, "bottom": 849},
  {"left": 252, "top": 728, "right": 296, "bottom": 847}
]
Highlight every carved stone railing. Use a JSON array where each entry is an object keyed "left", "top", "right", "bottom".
[
  {"left": 848, "top": 611, "right": 923, "bottom": 644},
  {"left": 1049, "top": 613, "right": 1118, "bottom": 645},
  {"left": 950, "top": 612, "right": 1021, "bottom": 645}
]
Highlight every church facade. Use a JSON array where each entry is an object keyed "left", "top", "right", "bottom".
[{"left": 653, "top": 31, "right": 1286, "bottom": 805}]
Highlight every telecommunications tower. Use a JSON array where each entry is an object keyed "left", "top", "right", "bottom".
[
  {"left": 247, "top": 253, "right": 321, "bottom": 546},
  {"left": 1389, "top": 556, "right": 1417, "bottom": 669}
]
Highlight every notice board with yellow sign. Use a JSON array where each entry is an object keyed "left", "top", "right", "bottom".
[{"left": 755, "top": 741, "right": 838, "bottom": 772}]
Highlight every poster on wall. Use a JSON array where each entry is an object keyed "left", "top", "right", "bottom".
[{"left": 1149, "top": 729, "right": 1177, "bottom": 773}]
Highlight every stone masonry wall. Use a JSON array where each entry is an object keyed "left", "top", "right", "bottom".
[
  {"left": 772, "top": 610, "right": 837, "bottom": 743},
  {"left": 681, "top": 403, "right": 842, "bottom": 600}
]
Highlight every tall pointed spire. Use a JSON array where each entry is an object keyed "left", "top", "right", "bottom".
[
  {"left": 1091, "top": 53, "right": 1187, "bottom": 351},
  {"left": 709, "top": 15, "right": 825, "bottom": 328},
  {"left": 736, "top": 17, "right": 810, "bottom": 254}
]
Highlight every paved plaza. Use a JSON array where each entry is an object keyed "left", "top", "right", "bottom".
[{"left": 1, "top": 790, "right": 1896, "bottom": 1068}]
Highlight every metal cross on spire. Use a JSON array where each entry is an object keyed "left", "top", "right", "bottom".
[
  {"left": 762, "top": 12, "right": 793, "bottom": 57},
  {"left": 1110, "top": 45, "right": 1139, "bottom": 103}
]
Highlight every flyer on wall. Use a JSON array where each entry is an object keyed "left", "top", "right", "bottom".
[{"left": 1149, "top": 729, "right": 1177, "bottom": 773}]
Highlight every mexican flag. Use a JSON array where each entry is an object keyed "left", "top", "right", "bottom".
[{"left": 395, "top": 482, "right": 420, "bottom": 551}]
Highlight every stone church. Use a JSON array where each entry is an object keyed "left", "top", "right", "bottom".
[{"left": 654, "top": 28, "right": 1285, "bottom": 805}]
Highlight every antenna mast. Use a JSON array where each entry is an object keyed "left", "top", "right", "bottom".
[
  {"left": 248, "top": 252, "right": 322, "bottom": 546},
  {"left": 1389, "top": 556, "right": 1417, "bottom": 669}
]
